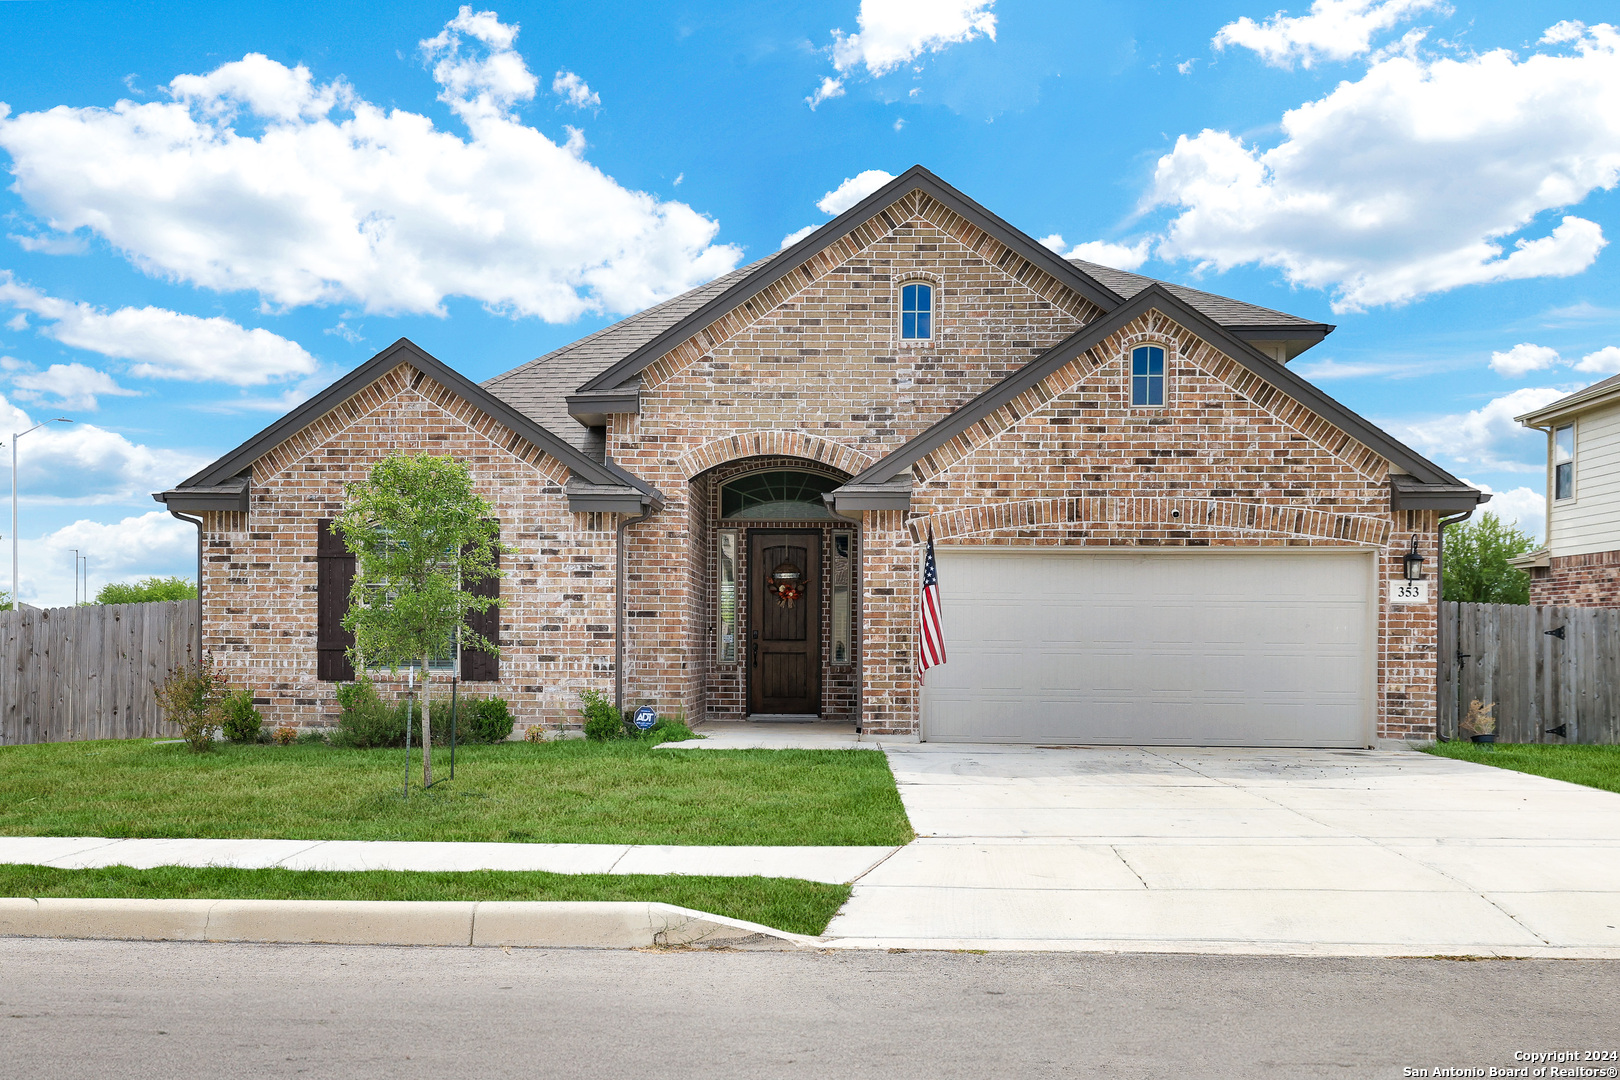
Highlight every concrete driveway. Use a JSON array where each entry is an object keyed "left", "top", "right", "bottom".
[{"left": 824, "top": 745, "right": 1620, "bottom": 956}]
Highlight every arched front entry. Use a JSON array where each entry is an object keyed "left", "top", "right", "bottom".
[{"left": 691, "top": 456, "right": 859, "bottom": 722}]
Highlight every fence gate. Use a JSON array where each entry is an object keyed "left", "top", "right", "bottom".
[
  {"left": 0, "top": 600, "right": 200, "bottom": 745},
  {"left": 1439, "top": 601, "right": 1620, "bottom": 744}
]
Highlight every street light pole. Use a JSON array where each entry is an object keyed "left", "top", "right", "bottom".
[{"left": 11, "top": 418, "right": 72, "bottom": 611}]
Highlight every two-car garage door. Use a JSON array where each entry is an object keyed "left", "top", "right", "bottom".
[{"left": 920, "top": 550, "right": 1374, "bottom": 747}]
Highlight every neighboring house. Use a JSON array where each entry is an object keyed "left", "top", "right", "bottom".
[
  {"left": 156, "top": 167, "right": 1484, "bottom": 747},
  {"left": 1513, "top": 376, "right": 1620, "bottom": 606}
]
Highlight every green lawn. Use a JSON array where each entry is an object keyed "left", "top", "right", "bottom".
[
  {"left": 1424, "top": 741, "right": 1620, "bottom": 795},
  {"left": 0, "top": 864, "right": 849, "bottom": 936},
  {"left": 0, "top": 739, "right": 912, "bottom": 846}
]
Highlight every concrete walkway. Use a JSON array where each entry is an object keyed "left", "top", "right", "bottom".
[
  {"left": 659, "top": 721, "right": 874, "bottom": 750},
  {"left": 821, "top": 744, "right": 1620, "bottom": 956},
  {"left": 0, "top": 836, "right": 896, "bottom": 886}
]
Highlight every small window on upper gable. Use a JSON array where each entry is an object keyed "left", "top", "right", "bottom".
[
  {"left": 1130, "top": 345, "right": 1166, "bottom": 407},
  {"left": 901, "top": 283, "right": 933, "bottom": 340}
]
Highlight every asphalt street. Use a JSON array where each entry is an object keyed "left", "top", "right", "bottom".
[{"left": 3, "top": 939, "right": 1617, "bottom": 1079}]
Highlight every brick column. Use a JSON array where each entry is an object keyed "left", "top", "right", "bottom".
[{"left": 859, "top": 510, "right": 919, "bottom": 735}]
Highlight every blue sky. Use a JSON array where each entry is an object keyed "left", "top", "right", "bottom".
[{"left": 0, "top": 0, "right": 1616, "bottom": 605}]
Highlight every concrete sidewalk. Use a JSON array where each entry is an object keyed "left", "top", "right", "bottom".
[
  {"left": 0, "top": 836, "right": 897, "bottom": 885},
  {"left": 822, "top": 744, "right": 1620, "bottom": 957}
]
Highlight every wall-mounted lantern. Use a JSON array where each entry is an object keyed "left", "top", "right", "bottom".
[{"left": 1403, "top": 537, "right": 1425, "bottom": 581}]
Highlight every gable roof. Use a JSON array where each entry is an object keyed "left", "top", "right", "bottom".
[
  {"left": 838, "top": 282, "right": 1477, "bottom": 505},
  {"left": 483, "top": 259, "right": 774, "bottom": 452},
  {"left": 1516, "top": 372, "right": 1620, "bottom": 427},
  {"left": 571, "top": 166, "right": 1131, "bottom": 397},
  {"left": 155, "top": 337, "right": 660, "bottom": 513},
  {"left": 1066, "top": 259, "right": 1332, "bottom": 358}
]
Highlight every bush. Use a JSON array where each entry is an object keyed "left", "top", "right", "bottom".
[
  {"left": 153, "top": 656, "right": 226, "bottom": 753},
  {"left": 96, "top": 576, "right": 199, "bottom": 605},
  {"left": 448, "top": 696, "right": 514, "bottom": 744},
  {"left": 579, "top": 689, "right": 624, "bottom": 742},
  {"left": 272, "top": 725, "right": 298, "bottom": 746},
  {"left": 219, "top": 688, "right": 263, "bottom": 743},
  {"left": 333, "top": 680, "right": 403, "bottom": 749},
  {"left": 643, "top": 717, "right": 697, "bottom": 744}
]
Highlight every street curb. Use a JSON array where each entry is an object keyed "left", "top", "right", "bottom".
[{"left": 0, "top": 898, "right": 815, "bottom": 950}]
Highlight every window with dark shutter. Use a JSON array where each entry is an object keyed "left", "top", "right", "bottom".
[
  {"left": 316, "top": 520, "right": 356, "bottom": 682},
  {"left": 462, "top": 535, "right": 500, "bottom": 682}
]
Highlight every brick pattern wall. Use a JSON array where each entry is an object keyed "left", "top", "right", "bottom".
[
  {"left": 615, "top": 198, "right": 1101, "bottom": 716},
  {"left": 1530, "top": 550, "right": 1620, "bottom": 607},
  {"left": 203, "top": 363, "right": 616, "bottom": 735}
]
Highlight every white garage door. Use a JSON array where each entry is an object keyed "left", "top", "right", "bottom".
[{"left": 921, "top": 549, "right": 1373, "bottom": 747}]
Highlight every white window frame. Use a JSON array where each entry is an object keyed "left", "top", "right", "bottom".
[
  {"left": 894, "top": 272, "right": 941, "bottom": 348},
  {"left": 1553, "top": 422, "right": 1576, "bottom": 502},
  {"left": 1128, "top": 343, "right": 1170, "bottom": 409}
]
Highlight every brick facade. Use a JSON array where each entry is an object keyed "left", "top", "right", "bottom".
[
  {"left": 1529, "top": 550, "right": 1620, "bottom": 608},
  {"left": 201, "top": 189, "right": 1445, "bottom": 745},
  {"left": 204, "top": 363, "right": 616, "bottom": 735}
]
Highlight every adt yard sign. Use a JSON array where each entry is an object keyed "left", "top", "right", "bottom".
[{"left": 632, "top": 706, "right": 657, "bottom": 731}]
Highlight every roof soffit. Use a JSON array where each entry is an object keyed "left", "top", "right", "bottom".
[
  {"left": 849, "top": 284, "right": 1464, "bottom": 491},
  {"left": 575, "top": 165, "right": 1128, "bottom": 396}
]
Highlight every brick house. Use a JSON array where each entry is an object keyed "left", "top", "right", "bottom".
[
  {"left": 156, "top": 167, "right": 1484, "bottom": 746},
  {"left": 1512, "top": 376, "right": 1620, "bottom": 606}
]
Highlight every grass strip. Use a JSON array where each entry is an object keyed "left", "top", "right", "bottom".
[
  {"left": 1423, "top": 741, "right": 1620, "bottom": 795},
  {"left": 0, "top": 864, "right": 851, "bottom": 937},
  {"left": 0, "top": 739, "right": 912, "bottom": 847}
]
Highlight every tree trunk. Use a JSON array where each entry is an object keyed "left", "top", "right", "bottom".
[{"left": 420, "top": 661, "right": 433, "bottom": 788}]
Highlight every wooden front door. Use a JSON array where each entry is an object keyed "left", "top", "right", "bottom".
[{"left": 749, "top": 532, "right": 821, "bottom": 715}]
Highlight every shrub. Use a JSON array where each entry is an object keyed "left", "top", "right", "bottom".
[
  {"left": 272, "top": 725, "right": 299, "bottom": 746},
  {"left": 153, "top": 656, "right": 226, "bottom": 753},
  {"left": 523, "top": 723, "right": 548, "bottom": 743},
  {"left": 333, "top": 680, "right": 404, "bottom": 749},
  {"left": 96, "top": 576, "right": 198, "bottom": 605},
  {"left": 295, "top": 729, "right": 330, "bottom": 746},
  {"left": 579, "top": 689, "right": 624, "bottom": 742},
  {"left": 643, "top": 717, "right": 697, "bottom": 744},
  {"left": 219, "top": 688, "right": 263, "bottom": 743},
  {"left": 458, "top": 696, "right": 514, "bottom": 743}
]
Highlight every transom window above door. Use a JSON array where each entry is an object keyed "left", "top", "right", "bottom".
[
  {"left": 720, "top": 470, "right": 843, "bottom": 520},
  {"left": 1130, "top": 345, "right": 1166, "bottom": 407},
  {"left": 901, "top": 282, "right": 933, "bottom": 340}
]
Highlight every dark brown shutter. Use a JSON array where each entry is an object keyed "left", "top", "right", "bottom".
[
  {"left": 462, "top": 534, "right": 499, "bottom": 682},
  {"left": 316, "top": 520, "right": 356, "bottom": 682}
]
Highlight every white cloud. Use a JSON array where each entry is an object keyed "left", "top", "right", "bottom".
[
  {"left": 1489, "top": 343, "right": 1561, "bottom": 377},
  {"left": 8, "top": 231, "right": 87, "bottom": 255},
  {"left": 806, "top": 77, "right": 845, "bottom": 110},
  {"left": 1213, "top": 0, "right": 1448, "bottom": 69},
  {"left": 1149, "top": 23, "right": 1620, "bottom": 312},
  {"left": 1063, "top": 239, "right": 1152, "bottom": 271},
  {"left": 829, "top": 0, "right": 997, "bottom": 77},
  {"left": 17, "top": 511, "right": 198, "bottom": 609},
  {"left": 1292, "top": 357, "right": 1408, "bottom": 379},
  {"left": 1573, "top": 345, "right": 1620, "bottom": 374},
  {"left": 1462, "top": 481, "right": 1545, "bottom": 543},
  {"left": 1393, "top": 386, "right": 1569, "bottom": 473},
  {"left": 0, "top": 393, "right": 208, "bottom": 505},
  {"left": 817, "top": 170, "right": 896, "bottom": 215},
  {"left": 780, "top": 224, "right": 819, "bottom": 249},
  {"left": 0, "top": 273, "right": 317, "bottom": 386},
  {"left": 1037, "top": 234, "right": 1152, "bottom": 270},
  {"left": 552, "top": 70, "right": 600, "bottom": 110},
  {"left": 1177, "top": 58, "right": 1198, "bottom": 75},
  {"left": 7, "top": 362, "right": 139, "bottom": 411},
  {"left": 0, "top": 9, "right": 742, "bottom": 323}
]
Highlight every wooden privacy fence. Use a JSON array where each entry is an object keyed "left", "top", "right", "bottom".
[
  {"left": 1439, "top": 601, "right": 1620, "bottom": 745},
  {"left": 0, "top": 600, "right": 199, "bottom": 745}
]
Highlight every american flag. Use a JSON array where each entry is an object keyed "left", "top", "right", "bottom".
[{"left": 917, "top": 530, "right": 947, "bottom": 679}]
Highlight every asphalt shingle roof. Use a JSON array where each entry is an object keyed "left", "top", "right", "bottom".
[{"left": 483, "top": 252, "right": 1326, "bottom": 453}]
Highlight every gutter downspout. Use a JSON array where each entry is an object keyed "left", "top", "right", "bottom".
[
  {"left": 166, "top": 508, "right": 205, "bottom": 661},
  {"left": 615, "top": 503, "right": 652, "bottom": 716},
  {"left": 1435, "top": 508, "right": 1475, "bottom": 742}
]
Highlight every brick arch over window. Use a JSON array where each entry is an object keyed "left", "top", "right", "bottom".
[
  {"left": 677, "top": 431, "right": 876, "bottom": 482},
  {"left": 909, "top": 497, "right": 1393, "bottom": 547}
]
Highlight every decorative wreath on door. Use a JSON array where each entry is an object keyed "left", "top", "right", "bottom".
[{"left": 768, "top": 561, "right": 807, "bottom": 608}]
